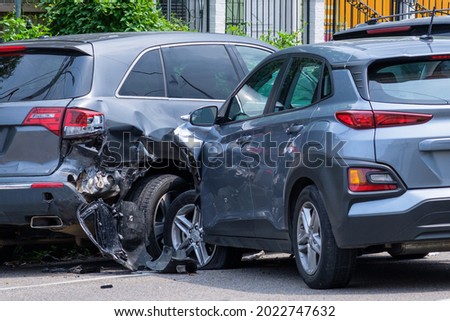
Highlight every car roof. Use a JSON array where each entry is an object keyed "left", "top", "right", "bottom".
[
  {"left": 333, "top": 15, "right": 450, "bottom": 40},
  {"left": 1, "top": 31, "right": 276, "bottom": 54},
  {"left": 272, "top": 36, "right": 450, "bottom": 66}
]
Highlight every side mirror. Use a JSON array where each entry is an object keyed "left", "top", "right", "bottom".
[{"left": 190, "top": 106, "right": 218, "bottom": 126}]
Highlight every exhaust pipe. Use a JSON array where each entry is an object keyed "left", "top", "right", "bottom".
[
  {"left": 30, "top": 216, "right": 63, "bottom": 229},
  {"left": 391, "top": 240, "right": 450, "bottom": 255}
]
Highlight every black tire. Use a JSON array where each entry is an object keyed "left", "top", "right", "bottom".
[
  {"left": 292, "top": 185, "right": 356, "bottom": 289},
  {"left": 132, "top": 174, "right": 189, "bottom": 258},
  {"left": 164, "top": 190, "right": 242, "bottom": 270}
]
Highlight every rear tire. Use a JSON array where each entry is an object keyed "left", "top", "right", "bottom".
[
  {"left": 164, "top": 190, "right": 242, "bottom": 269},
  {"left": 132, "top": 174, "right": 189, "bottom": 259},
  {"left": 292, "top": 185, "right": 356, "bottom": 289}
]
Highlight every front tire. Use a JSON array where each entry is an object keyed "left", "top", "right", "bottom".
[
  {"left": 132, "top": 174, "right": 189, "bottom": 259},
  {"left": 292, "top": 185, "right": 356, "bottom": 289},
  {"left": 164, "top": 190, "right": 242, "bottom": 269}
]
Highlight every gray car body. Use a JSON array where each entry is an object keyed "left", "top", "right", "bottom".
[
  {"left": 0, "top": 32, "right": 275, "bottom": 244},
  {"left": 176, "top": 36, "right": 450, "bottom": 253}
]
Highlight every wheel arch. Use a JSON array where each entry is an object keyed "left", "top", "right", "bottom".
[{"left": 285, "top": 174, "right": 316, "bottom": 243}]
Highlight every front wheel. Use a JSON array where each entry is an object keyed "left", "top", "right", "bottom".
[
  {"left": 164, "top": 190, "right": 242, "bottom": 269},
  {"left": 292, "top": 185, "right": 356, "bottom": 289}
]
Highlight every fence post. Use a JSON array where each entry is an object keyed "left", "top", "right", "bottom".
[
  {"left": 209, "top": 0, "right": 226, "bottom": 33},
  {"left": 15, "top": 0, "right": 22, "bottom": 18},
  {"left": 309, "top": 0, "right": 325, "bottom": 43}
]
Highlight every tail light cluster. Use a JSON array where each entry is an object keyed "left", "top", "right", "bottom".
[
  {"left": 23, "top": 107, "right": 105, "bottom": 138},
  {"left": 348, "top": 168, "right": 398, "bottom": 192},
  {"left": 336, "top": 110, "right": 432, "bottom": 129}
]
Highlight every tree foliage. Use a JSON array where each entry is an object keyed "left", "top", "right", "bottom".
[
  {"left": 0, "top": 15, "right": 50, "bottom": 42},
  {"left": 259, "top": 30, "right": 302, "bottom": 49},
  {"left": 226, "top": 24, "right": 302, "bottom": 49},
  {"left": 37, "top": 0, "right": 188, "bottom": 36}
]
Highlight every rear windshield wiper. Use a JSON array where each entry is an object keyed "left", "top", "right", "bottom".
[{"left": 0, "top": 88, "right": 19, "bottom": 102}]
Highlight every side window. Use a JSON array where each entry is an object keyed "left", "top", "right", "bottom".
[
  {"left": 235, "top": 45, "right": 272, "bottom": 72},
  {"left": 162, "top": 45, "right": 239, "bottom": 100},
  {"left": 226, "top": 59, "right": 284, "bottom": 121},
  {"left": 118, "top": 49, "right": 165, "bottom": 97},
  {"left": 276, "top": 57, "right": 327, "bottom": 111}
]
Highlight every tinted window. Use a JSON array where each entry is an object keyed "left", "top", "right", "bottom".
[
  {"left": 226, "top": 59, "right": 284, "bottom": 121},
  {"left": 235, "top": 45, "right": 272, "bottom": 72},
  {"left": 119, "top": 49, "right": 164, "bottom": 97},
  {"left": 0, "top": 52, "right": 92, "bottom": 102},
  {"left": 368, "top": 58, "right": 450, "bottom": 104},
  {"left": 276, "top": 57, "right": 325, "bottom": 111},
  {"left": 162, "top": 45, "right": 239, "bottom": 100}
]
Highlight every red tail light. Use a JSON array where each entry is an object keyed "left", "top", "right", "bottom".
[
  {"left": 23, "top": 107, "right": 65, "bottom": 136},
  {"left": 348, "top": 168, "right": 398, "bottom": 192},
  {"left": 63, "top": 108, "right": 105, "bottom": 138},
  {"left": 23, "top": 107, "right": 105, "bottom": 138},
  {"left": 0, "top": 45, "right": 26, "bottom": 53},
  {"left": 336, "top": 110, "right": 432, "bottom": 129}
]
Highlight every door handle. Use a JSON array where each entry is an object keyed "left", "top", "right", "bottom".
[
  {"left": 286, "top": 124, "right": 304, "bottom": 135},
  {"left": 236, "top": 135, "right": 252, "bottom": 145}
]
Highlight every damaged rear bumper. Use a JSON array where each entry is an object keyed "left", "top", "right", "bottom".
[{"left": 0, "top": 180, "right": 86, "bottom": 228}]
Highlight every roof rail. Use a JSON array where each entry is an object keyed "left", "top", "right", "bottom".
[{"left": 366, "top": 8, "right": 450, "bottom": 25}]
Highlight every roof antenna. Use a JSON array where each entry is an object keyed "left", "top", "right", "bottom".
[{"left": 420, "top": 6, "right": 436, "bottom": 41}]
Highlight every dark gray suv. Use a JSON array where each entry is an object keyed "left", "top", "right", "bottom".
[
  {"left": 166, "top": 36, "right": 450, "bottom": 289},
  {"left": 0, "top": 32, "right": 274, "bottom": 256}
]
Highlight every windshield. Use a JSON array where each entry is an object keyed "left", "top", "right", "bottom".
[
  {"left": 368, "top": 58, "right": 450, "bottom": 104},
  {"left": 0, "top": 51, "right": 93, "bottom": 102}
]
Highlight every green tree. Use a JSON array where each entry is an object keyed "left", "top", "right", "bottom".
[
  {"left": 0, "top": 15, "right": 50, "bottom": 42},
  {"left": 259, "top": 30, "right": 302, "bottom": 49},
  {"left": 38, "top": 0, "right": 188, "bottom": 35}
]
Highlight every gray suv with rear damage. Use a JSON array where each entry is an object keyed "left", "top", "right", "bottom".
[{"left": 0, "top": 32, "right": 274, "bottom": 257}]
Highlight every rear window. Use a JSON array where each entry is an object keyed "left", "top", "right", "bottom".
[
  {"left": 0, "top": 52, "right": 92, "bottom": 102},
  {"left": 368, "top": 57, "right": 450, "bottom": 104}
]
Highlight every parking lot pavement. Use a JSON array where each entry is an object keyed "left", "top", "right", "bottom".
[{"left": 0, "top": 251, "right": 449, "bottom": 301}]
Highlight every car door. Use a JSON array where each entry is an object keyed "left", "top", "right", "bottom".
[
  {"left": 245, "top": 55, "right": 330, "bottom": 240},
  {"left": 200, "top": 57, "right": 288, "bottom": 239}
]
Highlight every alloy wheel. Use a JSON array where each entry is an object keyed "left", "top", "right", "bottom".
[
  {"left": 171, "top": 203, "right": 216, "bottom": 267},
  {"left": 296, "top": 201, "right": 322, "bottom": 275}
]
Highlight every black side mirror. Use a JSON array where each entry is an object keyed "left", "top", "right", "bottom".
[{"left": 190, "top": 106, "right": 218, "bottom": 126}]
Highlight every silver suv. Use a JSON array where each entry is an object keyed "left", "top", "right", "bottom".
[{"left": 166, "top": 36, "right": 450, "bottom": 289}]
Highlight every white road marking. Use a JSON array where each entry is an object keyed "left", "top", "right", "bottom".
[{"left": 0, "top": 271, "right": 153, "bottom": 291}]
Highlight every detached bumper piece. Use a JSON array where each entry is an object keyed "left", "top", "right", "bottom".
[{"left": 77, "top": 200, "right": 197, "bottom": 274}]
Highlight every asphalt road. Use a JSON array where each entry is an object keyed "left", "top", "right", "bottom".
[{"left": 0, "top": 251, "right": 449, "bottom": 301}]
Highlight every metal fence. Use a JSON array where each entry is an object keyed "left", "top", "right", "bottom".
[
  {"left": 159, "top": 0, "right": 206, "bottom": 31},
  {"left": 160, "top": 0, "right": 305, "bottom": 40},
  {"left": 226, "top": 0, "right": 303, "bottom": 39}
]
